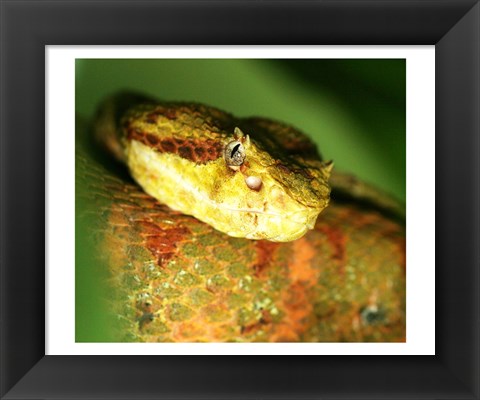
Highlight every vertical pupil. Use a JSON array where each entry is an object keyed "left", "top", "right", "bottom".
[{"left": 230, "top": 143, "right": 241, "bottom": 159}]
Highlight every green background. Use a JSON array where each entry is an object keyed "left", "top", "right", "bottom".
[{"left": 75, "top": 59, "right": 406, "bottom": 341}]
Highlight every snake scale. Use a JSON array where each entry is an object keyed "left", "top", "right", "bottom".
[{"left": 76, "top": 92, "right": 406, "bottom": 342}]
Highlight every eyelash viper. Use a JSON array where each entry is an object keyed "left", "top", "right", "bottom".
[{"left": 76, "top": 92, "right": 406, "bottom": 342}]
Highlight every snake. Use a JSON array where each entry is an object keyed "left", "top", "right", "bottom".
[{"left": 76, "top": 92, "right": 406, "bottom": 342}]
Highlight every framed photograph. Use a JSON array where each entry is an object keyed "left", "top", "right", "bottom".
[
  {"left": 53, "top": 51, "right": 427, "bottom": 355},
  {"left": 1, "top": 1, "right": 479, "bottom": 399}
]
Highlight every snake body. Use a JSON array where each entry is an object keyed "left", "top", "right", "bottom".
[{"left": 76, "top": 93, "right": 406, "bottom": 342}]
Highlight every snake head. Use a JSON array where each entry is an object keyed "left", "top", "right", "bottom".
[
  {"left": 213, "top": 127, "right": 333, "bottom": 242},
  {"left": 120, "top": 99, "right": 333, "bottom": 242}
]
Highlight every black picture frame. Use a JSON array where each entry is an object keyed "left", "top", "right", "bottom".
[{"left": 1, "top": 0, "right": 479, "bottom": 399}]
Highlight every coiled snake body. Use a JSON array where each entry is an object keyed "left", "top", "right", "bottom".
[{"left": 76, "top": 92, "right": 405, "bottom": 342}]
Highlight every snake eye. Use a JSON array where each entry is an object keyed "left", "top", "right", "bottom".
[{"left": 224, "top": 140, "right": 245, "bottom": 170}]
